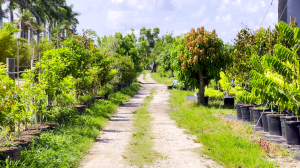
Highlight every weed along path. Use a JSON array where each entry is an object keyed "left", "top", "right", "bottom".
[{"left": 80, "top": 73, "right": 220, "bottom": 168}]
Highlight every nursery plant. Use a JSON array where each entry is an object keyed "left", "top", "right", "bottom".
[
  {"left": 250, "top": 21, "right": 300, "bottom": 113},
  {"left": 219, "top": 71, "right": 231, "bottom": 98},
  {"left": 228, "top": 26, "right": 280, "bottom": 87},
  {"left": 171, "top": 27, "right": 231, "bottom": 105}
]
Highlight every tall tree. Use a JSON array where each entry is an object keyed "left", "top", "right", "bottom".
[
  {"left": 0, "top": 0, "right": 9, "bottom": 28},
  {"left": 171, "top": 27, "right": 231, "bottom": 105},
  {"left": 138, "top": 27, "right": 160, "bottom": 57}
]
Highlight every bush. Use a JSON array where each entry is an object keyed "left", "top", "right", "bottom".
[
  {"left": 204, "top": 88, "right": 223, "bottom": 100},
  {"left": 111, "top": 56, "right": 136, "bottom": 87}
]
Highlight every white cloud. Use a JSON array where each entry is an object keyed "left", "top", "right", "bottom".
[
  {"left": 190, "top": 5, "right": 206, "bottom": 18},
  {"left": 223, "top": 14, "right": 232, "bottom": 22},
  {"left": 58, "top": 0, "right": 279, "bottom": 43},
  {"left": 107, "top": 10, "right": 123, "bottom": 21},
  {"left": 201, "top": 17, "right": 210, "bottom": 25},
  {"left": 165, "top": 16, "right": 172, "bottom": 21},
  {"left": 111, "top": 0, "right": 125, "bottom": 3},
  {"left": 244, "top": 2, "right": 260, "bottom": 13},
  {"left": 223, "top": 0, "right": 230, "bottom": 4}
]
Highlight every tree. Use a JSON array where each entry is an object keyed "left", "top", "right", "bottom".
[
  {"left": 156, "top": 32, "right": 176, "bottom": 74},
  {"left": 172, "top": 27, "right": 231, "bottom": 105},
  {"left": 249, "top": 22, "right": 300, "bottom": 112},
  {"left": 0, "top": 0, "right": 8, "bottom": 28},
  {"left": 138, "top": 27, "right": 160, "bottom": 58},
  {"left": 228, "top": 27, "right": 279, "bottom": 87}
]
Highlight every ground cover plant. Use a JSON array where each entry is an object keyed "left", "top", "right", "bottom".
[{"left": 4, "top": 82, "right": 141, "bottom": 168}]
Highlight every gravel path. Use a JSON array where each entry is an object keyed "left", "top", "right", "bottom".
[{"left": 80, "top": 73, "right": 220, "bottom": 168}]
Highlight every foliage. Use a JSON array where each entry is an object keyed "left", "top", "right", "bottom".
[
  {"left": 157, "top": 44, "right": 173, "bottom": 73},
  {"left": 204, "top": 88, "right": 223, "bottom": 100},
  {"left": 249, "top": 22, "right": 300, "bottom": 112},
  {"left": 0, "top": 23, "right": 17, "bottom": 63},
  {"left": 0, "top": 64, "right": 17, "bottom": 135},
  {"left": 228, "top": 86, "right": 243, "bottom": 97},
  {"left": 156, "top": 66, "right": 167, "bottom": 77},
  {"left": 4, "top": 83, "right": 141, "bottom": 168},
  {"left": 111, "top": 56, "right": 135, "bottom": 87},
  {"left": 138, "top": 27, "right": 160, "bottom": 67},
  {"left": 171, "top": 27, "right": 231, "bottom": 105},
  {"left": 219, "top": 71, "right": 231, "bottom": 95},
  {"left": 228, "top": 26, "right": 279, "bottom": 85}
]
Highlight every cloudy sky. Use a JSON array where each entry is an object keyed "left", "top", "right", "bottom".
[
  {"left": 68, "top": 0, "right": 278, "bottom": 43},
  {"left": 3, "top": 0, "right": 279, "bottom": 43}
]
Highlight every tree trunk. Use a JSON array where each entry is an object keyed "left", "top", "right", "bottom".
[
  {"left": 43, "top": 22, "right": 46, "bottom": 38},
  {"left": 48, "top": 22, "right": 52, "bottom": 41},
  {"left": 28, "top": 27, "right": 31, "bottom": 43},
  {"left": 20, "top": 9, "right": 25, "bottom": 38},
  {"left": 9, "top": 0, "right": 13, "bottom": 23},
  {"left": 62, "top": 29, "right": 65, "bottom": 39},
  {"left": 37, "top": 31, "right": 40, "bottom": 44},
  {"left": 66, "top": 29, "right": 69, "bottom": 38},
  {"left": 198, "top": 72, "right": 206, "bottom": 105},
  {"left": 0, "top": 4, "right": 3, "bottom": 29}
]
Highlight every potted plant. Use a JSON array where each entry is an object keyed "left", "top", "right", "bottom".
[
  {"left": 237, "top": 91, "right": 259, "bottom": 122},
  {"left": 219, "top": 71, "right": 235, "bottom": 106}
]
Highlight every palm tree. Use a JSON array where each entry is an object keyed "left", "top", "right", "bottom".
[
  {"left": 15, "top": 9, "right": 33, "bottom": 39},
  {"left": 0, "top": 0, "right": 8, "bottom": 28},
  {"left": 31, "top": 20, "right": 45, "bottom": 44}
]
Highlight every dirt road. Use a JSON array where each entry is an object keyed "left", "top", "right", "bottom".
[{"left": 80, "top": 73, "right": 220, "bottom": 168}]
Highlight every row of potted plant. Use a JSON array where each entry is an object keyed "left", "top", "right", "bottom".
[
  {"left": 0, "top": 30, "right": 140, "bottom": 162},
  {"left": 235, "top": 103, "right": 300, "bottom": 145}
]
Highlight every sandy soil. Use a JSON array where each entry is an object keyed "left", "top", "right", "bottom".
[{"left": 80, "top": 73, "right": 220, "bottom": 168}]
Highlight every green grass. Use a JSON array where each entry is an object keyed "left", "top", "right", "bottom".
[
  {"left": 151, "top": 72, "right": 173, "bottom": 86},
  {"left": 125, "top": 88, "right": 162, "bottom": 167},
  {"left": 4, "top": 82, "right": 141, "bottom": 168},
  {"left": 151, "top": 74, "right": 277, "bottom": 168}
]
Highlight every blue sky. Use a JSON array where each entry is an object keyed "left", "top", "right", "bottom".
[
  {"left": 4, "top": 0, "right": 279, "bottom": 43},
  {"left": 69, "top": 0, "right": 278, "bottom": 44}
]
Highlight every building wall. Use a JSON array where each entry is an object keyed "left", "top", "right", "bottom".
[
  {"left": 278, "top": 0, "right": 288, "bottom": 23},
  {"left": 279, "top": 0, "right": 300, "bottom": 24},
  {"left": 287, "top": 0, "right": 300, "bottom": 24}
]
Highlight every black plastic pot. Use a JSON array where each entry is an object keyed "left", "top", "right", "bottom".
[
  {"left": 252, "top": 109, "right": 263, "bottom": 127},
  {"left": 224, "top": 98, "right": 234, "bottom": 106},
  {"left": 250, "top": 109, "right": 254, "bottom": 122},
  {"left": 204, "top": 96, "right": 209, "bottom": 105},
  {"left": 240, "top": 105, "right": 254, "bottom": 122},
  {"left": 95, "top": 96, "right": 104, "bottom": 100},
  {"left": 0, "top": 147, "right": 21, "bottom": 161},
  {"left": 74, "top": 105, "right": 86, "bottom": 115},
  {"left": 285, "top": 121, "right": 300, "bottom": 145},
  {"left": 235, "top": 104, "right": 242, "bottom": 120},
  {"left": 267, "top": 114, "right": 283, "bottom": 136},
  {"left": 262, "top": 112, "right": 274, "bottom": 132},
  {"left": 280, "top": 116, "right": 297, "bottom": 139}
]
